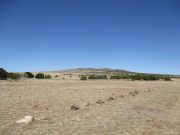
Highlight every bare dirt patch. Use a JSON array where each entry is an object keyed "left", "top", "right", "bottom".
[{"left": 0, "top": 79, "right": 180, "bottom": 135}]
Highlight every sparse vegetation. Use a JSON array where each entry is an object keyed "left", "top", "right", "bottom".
[
  {"left": 110, "top": 74, "right": 130, "bottom": 79},
  {"left": 88, "top": 75, "right": 96, "bottom": 79},
  {"left": 88, "top": 75, "right": 107, "bottom": 80},
  {"left": 130, "top": 74, "right": 159, "bottom": 81},
  {"left": 35, "top": 73, "right": 45, "bottom": 79},
  {"left": 163, "top": 76, "right": 171, "bottom": 81},
  {"left": 80, "top": 75, "right": 87, "bottom": 80},
  {"left": 45, "top": 75, "right": 52, "bottom": 79},
  {"left": 24, "top": 72, "right": 34, "bottom": 78},
  {"left": 109, "top": 74, "right": 172, "bottom": 81},
  {"left": 0, "top": 68, "right": 8, "bottom": 80},
  {"left": 96, "top": 75, "right": 108, "bottom": 79},
  {"left": 8, "top": 73, "right": 20, "bottom": 80}
]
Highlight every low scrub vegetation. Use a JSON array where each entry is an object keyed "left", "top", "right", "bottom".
[
  {"left": 24, "top": 72, "right": 34, "bottom": 78},
  {"left": 131, "top": 74, "right": 159, "bottom": 81},
  {"left": 110, "top": 74, "right": 130, "bottom": 79},
  {"left": 163, "top": 76, "right": 171, "bottom": 81},
  {"left": 80, "top": 75, "right": 108, "bottom": 80},
  {"left": 45, "top": 75, "right": 52, "bottom": 79},
  {"left": 8, "top": 73, "right": 20, "bottom": 80},
  {"left": 88, "top": 75, "right": 107, "bottom": 80},
  {"left": 0, "top": 68, "right": 8, "bottom": 80},
  {"left": 80, "top": 75, "right": 87, "bottom": 80},
  {"left": 35, "top": 73, "right": 45, "bottom": 79},
  {"left": 110, "top": 74, "right": 171, "bottom": 81},
  {"left": 88, "top": 75, "right": 96, "bottom": 79}
]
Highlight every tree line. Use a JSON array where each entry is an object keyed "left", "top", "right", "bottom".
[
  {"left": 80, "top": 74, "right": 171, "bottom": 81},
  {"left": 0, "top": 68, "right": 52, "bottom": 80}
]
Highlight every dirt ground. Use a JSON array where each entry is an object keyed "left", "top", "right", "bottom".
[{"left": 0, "top": 78, "right": 180, "bottom": 135}]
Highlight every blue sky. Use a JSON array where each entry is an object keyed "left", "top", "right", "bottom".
[{"left": 0, "top": 0, "right": 180, "bottom": 74}]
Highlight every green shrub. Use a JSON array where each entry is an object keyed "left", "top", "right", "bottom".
[
  {"left": 88, "top": 75, "right": 96, "bottom": 79},
  {"left": 96, "top": 75, "right": 108, "bottom": 79},
  {"left": 8, "top": 73, "right": 20, "bottom": 80},
  {"left": 80, "top": 75, "right": 87, "bottom": 80},
  {"left": 110, "top": 74, "right": 130, "bottom": 79},
  {"left": 130, "top": 74, "right": 160, "bottom": 81},
  {"left": 24, "top": 72, "right": 34, "bottom": 78},
  {"left": 55, "top": 75, "right": 58, "bottom": 78},
  {"left": 35, "top": 73, "right": 44, "bottom": 79},
  {"left": 88, "top": 75, "right": 108, "bottom": 79},
  {"left": 164, "top": 76, "right": 171, "bottom": 81},
  {"left": 45, "top": 75, "right": 52, "bottom": 79},
  {"left": 110, "top": 74, "right": 163, "bottom": 81},
  {"left": 0, "top": 68, "right": 8, "bottom": 80}
]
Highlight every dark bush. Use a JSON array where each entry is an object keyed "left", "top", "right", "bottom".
[
  {"left": 55, "top": 75, "right": 58, "bottom": 78},
  {"left": 8, "top": 73, "right": 20, "bottom": 80},
  {"left": 131, "top": 74, "right": 143, "bottom": 80},
  {"left": 110, "top": 74, "right": 163, "bottom": 81},
  {"left": 110, "top": 75, "right": 121, "bottom": 79},
  {"left": 96, "top": 75, "right": 108, "bottom": 79},
  {"left": 88, "top": 75, "right": 108, "bottom": 79},
  {"left": 130, "top": 74, "right": 160, "bottom": 81},
  {"left": 45, "top": 75, "right": 52, "bottom": 79},
  {"left": 0, "top": 68, "right": 8, "bottom": 80},
  {"left": 110, "top": 74, "right": 130, "bottom": 79},
  {"left": 24, "top": 72, "right": 34, "bottom": 78},
  {"left": 35, "top": 73, "right": 44, "bottom": 79},
  {"left": 80, "top": 75, "right": 87, "bottom": 80},
  {"left": 88, "top": 75, "right": 96, "bottom": 79},
  {"left": 164, "top": 76, "right": 171, "bottom": 81}
]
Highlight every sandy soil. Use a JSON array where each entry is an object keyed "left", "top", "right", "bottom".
[{"left": 0, "top": 79, "right": 180, "bottom": 135}]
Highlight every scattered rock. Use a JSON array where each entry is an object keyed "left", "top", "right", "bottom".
[
  {"left": 16, "top": 116, "right": 34, "bottom": 124},
  {"left": 106, "top": 97, "right": 115, "bottom": 101},
  {"left": 129, "top": 91, "right": 134, "bottom": 95},
  {"left": 96, "top": 100, "right": 105, "bottom": 105},
  {"left": 76, "top": 117, "right": 81, "bottom": 122},
  {"left": 71, "top": 117, "right": 81, "bottom": 122},
  {"left": 71, "top": 105, "right": 79, "bottom": 110},
  {"left": 119, "top": 95, "right": 125, "bottom": 98},
  {"left": 135, "top": 90, "right": 139, "bottom": 94},
  {"left": 41, "top": 116, "right": 50, "bottom": 121},
  {"left": 33, "top": 104, "right": 38, "bottom": 108},
  {"left": 83, "top": 102, "right": 90, "bottom": 106},
  {"left": 129, "top": 91, "right": 138, "bottom": 96}
]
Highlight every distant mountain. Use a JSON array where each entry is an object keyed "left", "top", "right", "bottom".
[{"left": 49, "top": 68, "right": 134, "bottom": 74}]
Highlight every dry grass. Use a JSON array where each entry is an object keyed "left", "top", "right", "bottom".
[{"left": 0, "top": 78, "right": 180, "bottom": 135}]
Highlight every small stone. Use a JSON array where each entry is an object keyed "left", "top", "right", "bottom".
[
  {"left": 119, "top": 95, "right": 125, "bottom": 98},
  {"left": 106, "top": 97, "right": 115, "bottom": 101},
  {"left": 42, "top": 117, "right": 48, "bottom": 120},
  {"left": 76, "top": 117, "right": 81, "bottom": 122},
  {"left": 33, "top": 105, "right": 38, "bottom": 108},
  {"left": 71, "top": 105, "right": 79, "bottom": 110},
  {"left": 134, "top": 90, "right": 139, "bottom": 94},
  {"left": 71, "top": 117, "right": 81, "bottom": 122},
  {"left": 16, "top": 116, "right": 34, "bottom": 124},
  {"left": 83, "top": 102, "right": 90, "bottom": 106},
  {"left": 96, "top": 100, "right": 105, "bottom": 105}
]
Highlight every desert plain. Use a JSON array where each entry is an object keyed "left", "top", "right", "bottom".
[{"left": 0, "top": 75, "right": 180, "bottom": 135}]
